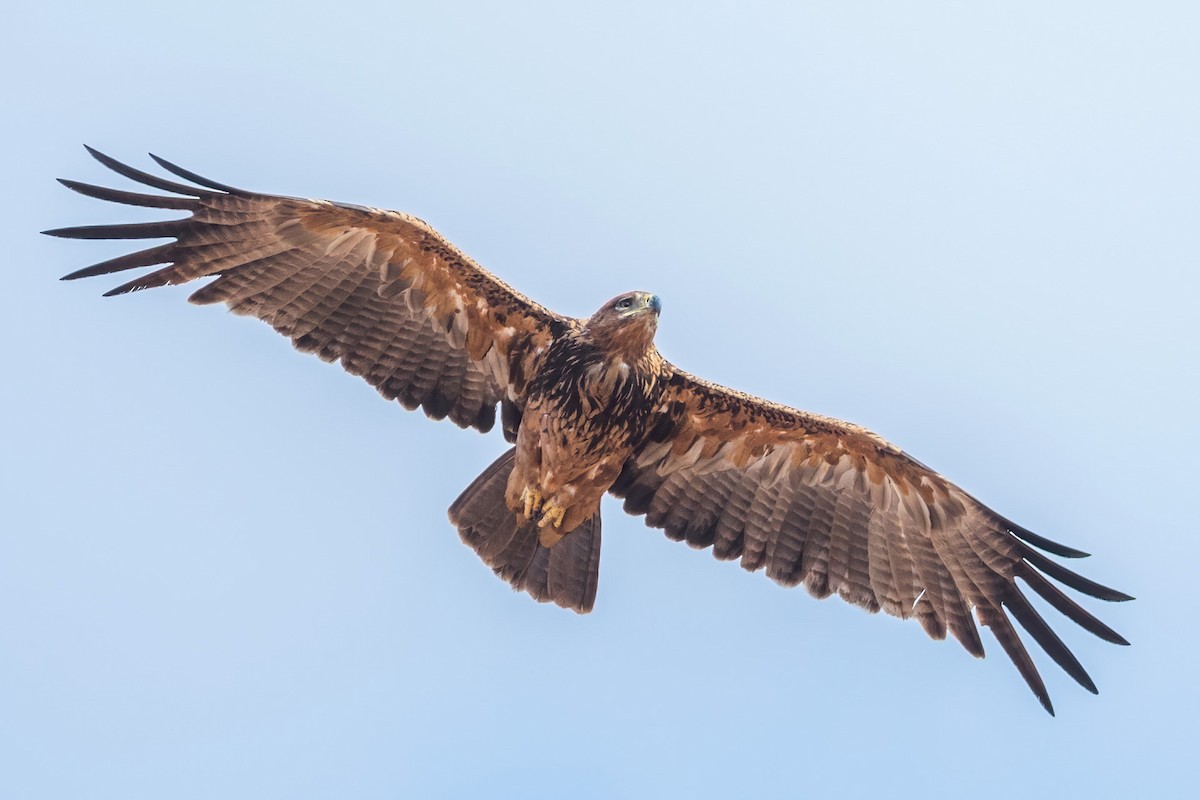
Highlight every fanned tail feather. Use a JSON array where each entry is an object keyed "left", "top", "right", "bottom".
[{"left": 449, "top": 448, "right": 601, "bottom": 613}]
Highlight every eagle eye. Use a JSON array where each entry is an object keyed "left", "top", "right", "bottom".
[{"left": 615, "top": 297, "right": 633, "bottom": 311}]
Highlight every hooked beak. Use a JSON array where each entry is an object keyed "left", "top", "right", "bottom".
[{"left": 617, "top": 292, "right": 662, "bottom": 319}]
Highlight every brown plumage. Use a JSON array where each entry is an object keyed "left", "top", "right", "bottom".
[{"left": 46, "top": 147, "right": 1131, "bottom": 715}]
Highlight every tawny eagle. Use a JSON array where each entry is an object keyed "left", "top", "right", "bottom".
[{"left": 46, "top": 147, "right": 1130, "bottom": 715}]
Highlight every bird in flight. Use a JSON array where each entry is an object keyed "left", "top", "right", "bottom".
[{"left": 47, "top": 146, "right": 1130, "bottom": 715}]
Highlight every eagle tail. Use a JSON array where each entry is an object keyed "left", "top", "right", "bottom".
[{"left": 448, "top": 448, "right": 602, "bottom": 613}]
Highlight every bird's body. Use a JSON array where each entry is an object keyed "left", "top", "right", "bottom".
[
  {"left": 508, "top": 295, "right": 666, "bottom": 543},
  {"left": 47, "top": 147, "right": 1130, "bottom": 715}
]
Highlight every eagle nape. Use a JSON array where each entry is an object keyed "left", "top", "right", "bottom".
[{"left": 47, "top": 146, "right": 1131, "bottom": 715}]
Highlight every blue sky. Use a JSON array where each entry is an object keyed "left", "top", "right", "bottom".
[{"left": 3, "top": 2, "right": 1197, "bottom": 797}]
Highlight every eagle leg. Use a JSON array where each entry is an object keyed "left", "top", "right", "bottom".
[
  {"left": 520, "top": 486, "right": 543, "bottom": 520},
  {"left": 536, "top": 498, "right": 569, "bottom": 547},
  {"left": 538, "top": 502, "right": 567, "bottom": 531}
]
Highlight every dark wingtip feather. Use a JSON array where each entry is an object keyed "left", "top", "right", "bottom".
[
  {"left": 1020, "top": 545, "right": 1134, "bottom": 602},
  {"left": 81, "top": 145, "right": 206, "bottom": 196},
  {"left": 974, "top": 600, "right": 1056, "bottom": 714},
  {"left": 56, "top": 177, "right": 195, "bottom": 210},
  {"left": 998, "top": 515, "right": 1090, "bottom": 558},
  {"left": 1015, "top": 564, "right": 1130, "bottom": 645},
  {"left": 101, "top": 279, "right": 152, "bottom": 297},
  {"left": 148, "top": 153, "right": 242, "bottom": 193},
  {"left": 38, "top": 220, "right": 182, "bottom": 240},
  {"left": 1004, "top": 591, "right": 1098, "bottom": 695},
  {"left": 59, "top": 243, "right": 174, "bottom": 281}
]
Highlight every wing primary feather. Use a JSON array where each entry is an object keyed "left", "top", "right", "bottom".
[
  {"left": 42, "top": 220, "right": 185, "bottom": 240},
  {"left": 1015, "top": 563, "right": 1130, "bottom": 645},
  {"left": 83, "top": 145, "right": 206, "bottom": 196},
  {"left": 1003, "top": 590, "right": 1098, "bottom": 694},
  {"left": 60, "top": 243, "right": 175, "bottom": 281},
  {"left": 1019, "top": 544, "right": 1134, "bottom": 602},
  {"left": 102, "top": 266, "right": 192, "bottom": 297},
  {"left": 148, "top": 154, "right": 244, "bottom": 193},
  {"left": 977, "top": 604, "right": 1055, "bottom": 715},
  {"left": 937, "top": 572, "right": 987, "bottom": 658},
  {"left": 56, "top": 178, "right": 195, "bottom": 210},
  {"left": 996, "top": 514, "right": 1090, "bottom": 558}
]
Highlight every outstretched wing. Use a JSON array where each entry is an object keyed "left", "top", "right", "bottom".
[
  {"left": 46, "top": 147, "right": 571, "bottom": 432},
  {"left": 611, "top": 367, "right": 1131, "bottom": 714}
]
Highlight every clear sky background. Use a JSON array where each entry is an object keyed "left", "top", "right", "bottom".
[{"left": 3, "top": 2, "right": 1197, "bottom": 797}]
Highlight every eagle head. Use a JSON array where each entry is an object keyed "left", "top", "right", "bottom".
[{"left": 585, "top": 291, "right": 661, "bottom": 358}]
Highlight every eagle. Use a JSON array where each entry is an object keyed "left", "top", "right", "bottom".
[{"left": 46, "top": 147, "right": 1130, "bottom": 715}]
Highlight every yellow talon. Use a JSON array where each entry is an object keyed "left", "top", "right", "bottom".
[
  {"left": 520, "top": 487, "right": 542, "bottom": 520},
  {"left": 538, "top": 502, "right": 566, "bottom": 530}
]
